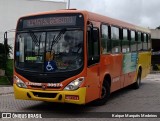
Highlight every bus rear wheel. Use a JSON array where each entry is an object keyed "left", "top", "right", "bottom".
[
  {"left": 94, "top": 81, "right": 110, "bottom": 106},
  {"left": 133, "top": 69, "right": 141, "bottom": 89}
]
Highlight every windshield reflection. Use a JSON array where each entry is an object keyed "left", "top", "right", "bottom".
[{"left": 15, "top": 29, "right": 83, "bottom": 72}]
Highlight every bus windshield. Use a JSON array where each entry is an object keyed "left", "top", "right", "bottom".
[{"left": 15, "top": 29, "right": 83, "bottom": 73}]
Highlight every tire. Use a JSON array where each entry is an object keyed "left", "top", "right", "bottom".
[
  {"left": 133, "top": 69, "right": 141, "bottom": 89},
  {"left": 94, "top": 81, "right": 110, "bottom": 106}
]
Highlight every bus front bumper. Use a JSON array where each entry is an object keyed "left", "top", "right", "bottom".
[{"left": 13, "top": 84, "right": 86, "bottom": 105}]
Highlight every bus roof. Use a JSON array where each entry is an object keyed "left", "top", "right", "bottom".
[
  {"left": 87, "top": 11, "right": 150, "bottom": 34},
  {"left": 19, "top": 9, "right": 150, "bottom": 34}
]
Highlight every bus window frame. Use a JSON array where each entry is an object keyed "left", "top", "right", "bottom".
[
  {"left": 111, "top": 26, "right": 121, "bottom": 54},
  {"left": 122, "top": 28, "right": 130, "bottom": 53},
  {"left": 142, "top": 33, "right": 148, "bottom": 51},
  {"left": 147, "top": 34, "right": 151, "bottom": 51},
  {"left": 87, "top": 26, "right": 100, "bottom": 67},
  {"left": 130, "top": 30, "right": 137, "bottom": 52},
  {"left": 136, "top": 31, "right": 143, "bottom": 51},
  {"left": 100, "top": 23, "right": 111, "bottom": 54}
]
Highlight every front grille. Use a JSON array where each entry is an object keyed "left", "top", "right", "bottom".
[{"left": 32, "top": 92, "right": 57, "bottom": 98}]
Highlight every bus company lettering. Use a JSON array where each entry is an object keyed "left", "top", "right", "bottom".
[
  {"left": 25, "top": 82, "right": 42, "bottom": 86},
  {"left": 112, "top": 77, "right": 120, "bottom": 83},
  {"left": 25, "top": 82, "right": 63, "bottom": 87}
]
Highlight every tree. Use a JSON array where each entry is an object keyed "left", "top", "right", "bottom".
[{"left": 0, "top": 43, "right": 12, "bottom": 69}]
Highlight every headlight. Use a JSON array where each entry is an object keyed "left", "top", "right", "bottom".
[
  {"left": 14, "top": 75, "right": 27, "bottom": 88},
  {"left": 64, "top": 77, "right": 84, "bottom": 91}
]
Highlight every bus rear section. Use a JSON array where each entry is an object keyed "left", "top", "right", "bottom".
[{"left": 137, "top": 33, "right": 151, "bottom": 79}]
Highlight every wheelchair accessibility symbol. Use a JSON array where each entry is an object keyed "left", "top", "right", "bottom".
[
  {"left": 45, "top": 61, "right": 57, "bottom": 72},
  {"left": 46, "top": 61, "right": 54, "bottom": 71}
]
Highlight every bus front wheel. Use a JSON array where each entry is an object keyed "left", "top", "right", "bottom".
[{"left": 94, "top": 81, "right": 110, "bottom": 105}]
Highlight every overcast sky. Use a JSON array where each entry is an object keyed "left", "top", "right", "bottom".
[{"left": 65, "top": 0, "right": 160, "bottom": 29}]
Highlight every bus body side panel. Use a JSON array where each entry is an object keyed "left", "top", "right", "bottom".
[
  {"left": 123, "top": 71, "right": 137, "bottom": 87},
  {"left": 138, "top": 51, "right": 151, "bottom": 79},
  {"left": 100, "top": 54, "right": 123, "bottom": 93},
  {"left": 122, "top": 53, "right": 138, "bottom": 87},
  {"left": 85, "top": 65, "right": 101, "bottom": 103}
]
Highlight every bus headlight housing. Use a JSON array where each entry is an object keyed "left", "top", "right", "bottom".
[
  {"left": 14, "top": 75, "right": 27, "bottom": 88},
  {"left": 64, "top": 77, "right": 84, "bottom": 91}
]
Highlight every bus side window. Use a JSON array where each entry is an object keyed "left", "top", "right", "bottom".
[
  {"left": 101, "top": 24, "right": 110, "bottom": 54},
  {"left": 130, "top": 31, "right": 137, "bottom": 52},
  {"left": 148, "top": 34, "right": 151, "bottom": 50},
  {"left": 111, "top": 26, "right": 120, "bottom": 53},
  {"left": 87, "top": 27, "right": 100, "bottom": 66},
  {"left": 143, "top": 33, "right": 148, "bottom": 51},
  {"left": 122, "top": 29, "right": 130, "bottom": 53},
  {"left": 137, "top": 32, "right": 142, "bottom": 51}
]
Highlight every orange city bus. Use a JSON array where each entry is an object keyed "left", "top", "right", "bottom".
[{"left": 13, "top": 9, "right": 151, "bottom": 105}]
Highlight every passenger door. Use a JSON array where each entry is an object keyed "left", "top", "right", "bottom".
[{"left": 85, "top": 27, "right": 101, "bottom": 103}]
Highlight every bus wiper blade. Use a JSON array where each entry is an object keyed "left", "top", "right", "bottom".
[
  {"left": 29, "top": 31, "right": 39, "bottom": 46},
  {"left": 38, "top": 35, "right": 41, "bottom": 55},
  {"left": 50, "top": 28, "right": 66, "bottom": 51}
]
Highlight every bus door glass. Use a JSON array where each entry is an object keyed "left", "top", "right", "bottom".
[{"left": 85, "top": 26, "right": 100, "bottom": 102}]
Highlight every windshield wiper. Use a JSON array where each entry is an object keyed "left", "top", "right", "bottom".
[
  {"left": 50, "top": 28, "right": 66, "bottom": 52},
  {"left": 28, "top": 31, "right": 42, "bottom": 55},
  {"left": 38, "top": 35, "right": 41, "bottom": 55},
  {"left": 29, "top": 31, "right": 39, "bottom": 46}
]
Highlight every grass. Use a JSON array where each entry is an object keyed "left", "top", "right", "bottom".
[
  {"left": 0, "top": 76, "right": 11, "bottom": 85},
  {"left": 6, "top": 59, "right": 13, "bottom": 77},
  {"left": 0, "top": 59, "right": 13, "bottom": 85}
]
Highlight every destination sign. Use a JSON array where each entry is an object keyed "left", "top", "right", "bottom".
[{"left": 23, "top": 16, "right": 77, "bottom": 28}]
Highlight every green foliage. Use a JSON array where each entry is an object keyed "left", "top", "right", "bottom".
[
  {"left": 0, "top": 43, "right": 13, "bottom": 85},
  {"left": 0, "top": 59, "right": 13, "bottom": 85},
  {"left": 6, "top": 59, "right": 13, "bottom": 77},
  {"left": 0, "top": 43, "right": 12, "bottom": 69},
  {"left": 0, "top": 43, "right": 5, "bottom": 69},
  {"left": 0, "top": 76, "right": 10, "bottom": 85}
]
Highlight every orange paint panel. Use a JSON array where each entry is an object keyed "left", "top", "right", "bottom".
[
  {"left": 99, "top": 54, "right": 123, "bottom": 92},
  {"left": 85, "top": 65, "right": 100, "bottom": 103},
  {"left": 123, "top": 72, "right": 136, "bottom": 87}
]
